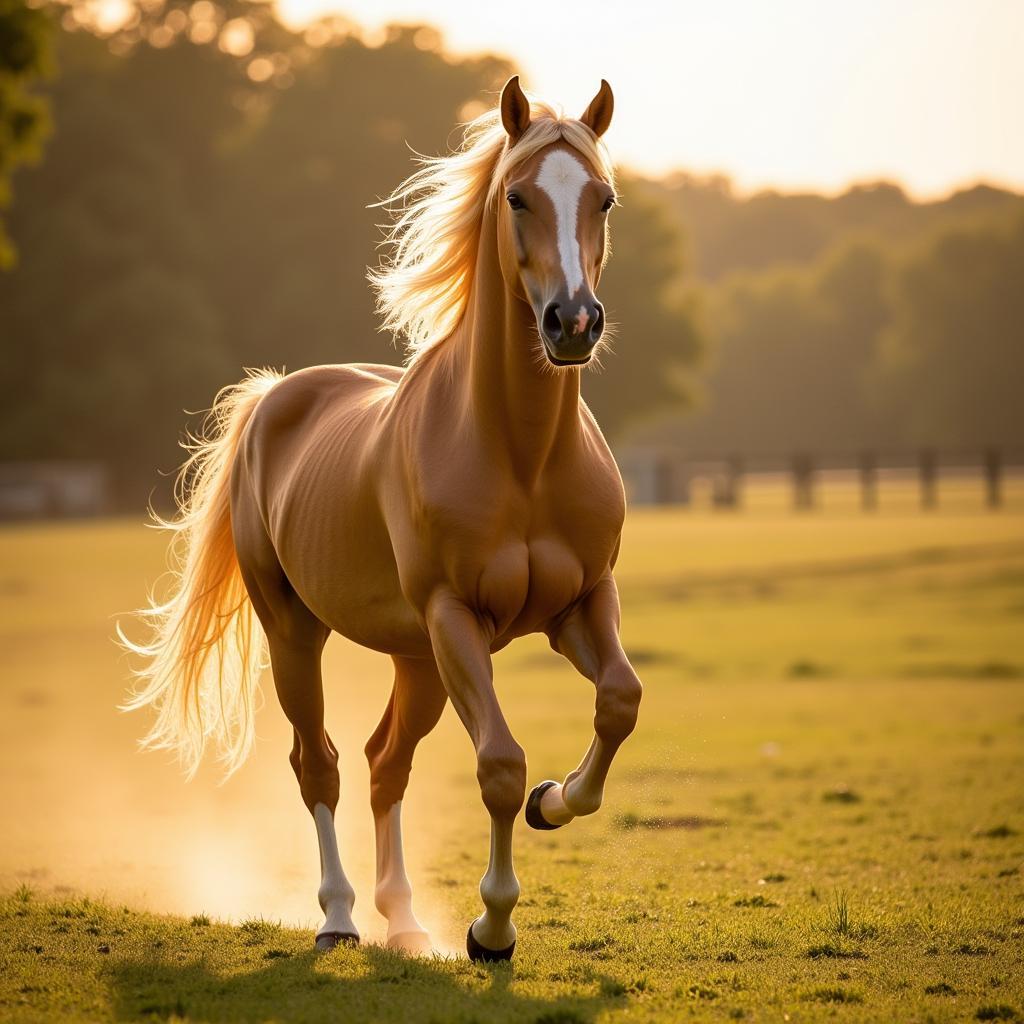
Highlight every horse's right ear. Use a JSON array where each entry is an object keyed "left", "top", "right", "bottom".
[{"left": 500, "top": 76, "right": 531, "bottom": 144}]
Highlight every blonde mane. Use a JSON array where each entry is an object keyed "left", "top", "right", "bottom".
[{"left": 368, "top": 95, "right": 616, "bottom": 362}]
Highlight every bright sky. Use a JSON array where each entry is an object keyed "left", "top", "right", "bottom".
[{"left": 275, "top": 0, "right": 1024, "bottom": 199}]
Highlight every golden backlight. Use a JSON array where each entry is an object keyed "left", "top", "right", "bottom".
[{"left": 269, "top": 0, "right": 1024, "bottom": 199}]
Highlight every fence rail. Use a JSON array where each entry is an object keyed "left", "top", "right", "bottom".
[{"left": 617, "top": 447, "right": 1023, "bottom": 510}]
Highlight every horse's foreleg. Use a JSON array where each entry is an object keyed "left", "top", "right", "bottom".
[
  {"left": 529, "top": 576, "right": 642, "bottom": 829},
  {"left": 426, "top": 592, "right": 526, "bottom": 961},
  {"left": 365, "top": 655, "right": 447, "bottom": 953}
]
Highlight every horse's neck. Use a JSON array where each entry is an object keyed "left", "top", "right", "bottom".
[{"left": 446, "top": 211, "right": 582, "bottom": 482}]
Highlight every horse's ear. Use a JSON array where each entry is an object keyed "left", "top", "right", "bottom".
[
  {"left": 500, "top": 75, "right": 531, "bottom": 144},
  {"left": 580, "top": 79, "right": 614, "bottom": 138}
]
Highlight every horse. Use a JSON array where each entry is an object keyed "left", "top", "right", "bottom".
[{"left": 121, "top": 75, "right": 643, "bottom": 962}]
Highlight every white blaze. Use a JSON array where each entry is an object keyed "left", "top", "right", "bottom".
[{"left": 535, "top": 150, "right": 590, "bottom": 298}]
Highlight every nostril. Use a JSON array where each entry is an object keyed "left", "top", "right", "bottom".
[
  {"left": 590, "top": 302, "right": 605, "bottom": 341},
  {"left": 542, "top": 303, "right": 563, "bottom": 343}
]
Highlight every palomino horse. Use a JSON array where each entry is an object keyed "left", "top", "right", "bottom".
[{"left": 122, "top": 76, "right": 643, "bottom": 961}]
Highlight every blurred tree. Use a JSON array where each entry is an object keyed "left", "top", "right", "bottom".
[
  {"left": 651, "top": 174, "right": 1023, "bottom": 282},
  {"left": 0, "top": 30, "right": 235, "bottom": 499},
  {"left": 653, "top": 237, "right": 894, "bottom": 454},
  {"left": 8, "top": 1, "right": 1017, "bottom": 500},
  {"left": 0, "top": 0, "right": 52, "bottom": 267},
  {"left": 586, "top": 174, "right": 705, "bottom": 437},
  {"left": 0, "top": 8, "right": 710, "bottom": 502},
  {"left": 876, "top": 214, "right": 1024, "bottom": 448},
  {"left": 218, "top": 25, "right": 513, "bottom": 369},
  {"left": 628, "top": 188, "right": 1024, "bottom": 457},
  {"left": 686, "top": 264, "right": 832, "bottom": 453}
]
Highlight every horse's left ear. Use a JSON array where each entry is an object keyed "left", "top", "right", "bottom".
[{"left": 580, "top": 80, "right": 614, "bottom": 138}]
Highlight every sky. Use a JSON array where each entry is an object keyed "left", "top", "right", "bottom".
[{"left": 274, "top": 0, "right": 1024, "bottom": 199}]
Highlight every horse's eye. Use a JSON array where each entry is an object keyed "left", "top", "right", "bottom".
[
  {"left": 507, "top": 193, "right": 525, "bottom": 211},
  {"left": 601, "top": 195, "right": 616, "bottom": 213}
]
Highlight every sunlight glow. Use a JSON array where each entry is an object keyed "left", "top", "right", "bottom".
[
  {"left": 218, "top": 17, "right": 255, "bottom": 57},
  {"left": 273, "top": 0, "right": 1024, "bottom": 199},
  {"left": 82, "top": 0, "right": 1024, "bottom": 196}
]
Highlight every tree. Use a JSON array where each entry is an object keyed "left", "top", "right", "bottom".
[
  {"left": 0, "top": 16, "right": 511, "bottom": 501},
  {"left": 645, "top": 236, "right": 894, "bottom": 455},
  {"left": 0, "top": 27, "right": 239, "bottom": 496},
  {"left": 0, "top": 0, "right": 52, "bottom": 267},
  {"left": 585, "top": 174, "right": 705, "bottom": 438},
  {"left": 217, "top": 25, "right": 513, "bottom": 369},
  {"left": 649, "top": 173, "right": 1024, "bottom": 283},
  {"left": 876, "top": 214, "right": 1024, "bottom": 449},
  {"left": 0, "top": 10, "right": 710, "bottom": 501}
]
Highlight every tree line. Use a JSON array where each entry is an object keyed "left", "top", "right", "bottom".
[
  {"left": 0, "top": 1, "right": 702, "bottom": 504},
  {"left": 1, "top": 0, "right": 1021, "bottom": 509},
  {"left": 635, "top": 176, "right": 1024, "bottom": 455}
]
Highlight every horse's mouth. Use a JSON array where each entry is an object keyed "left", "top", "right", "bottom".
[{"left": 541, "top": 340, "right": 594, "bottom": 367}]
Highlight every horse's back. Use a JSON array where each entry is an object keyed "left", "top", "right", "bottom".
[
  {"left": 241, "top": 362, "right": 400, "bottom": 477},
  {"left": 233, "top": 362, "right": 427, "bottom": 653}
]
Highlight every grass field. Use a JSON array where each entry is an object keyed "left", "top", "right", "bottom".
[{"left": 1, "top": 503, "right": 1022, "bottom": 1023}]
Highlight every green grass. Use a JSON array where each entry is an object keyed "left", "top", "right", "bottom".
[{"left": 1, "top": 505, "right": 1023, "bottom": 1022}]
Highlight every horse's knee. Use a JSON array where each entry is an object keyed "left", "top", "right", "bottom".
[
  {"left": 595, "top": 666, "right": 642, "bottom": 745},
  {"left": 477, "top": 743, "right": 527, "bottom": 819}
]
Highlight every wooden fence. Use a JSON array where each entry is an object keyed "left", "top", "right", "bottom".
[
  {"left": 0, "top": 462, "right": 109, "bottom": 520},
  {"left": 617, "top": 447, "right": 1020, "bottom": 510}
]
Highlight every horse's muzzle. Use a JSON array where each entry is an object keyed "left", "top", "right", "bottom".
[{"left": 539, "top": 297, "right": 604, "bottom": 364}]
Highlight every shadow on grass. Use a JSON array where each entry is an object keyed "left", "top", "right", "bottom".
[{"left": 106, "top": 943, "right": 609, "bottom": 1024}]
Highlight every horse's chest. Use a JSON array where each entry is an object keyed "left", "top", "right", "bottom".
[{"left": 476, "top": 536, "right": 587, "bottom": 638}]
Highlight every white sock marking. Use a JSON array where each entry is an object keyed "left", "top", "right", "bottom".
[
  {"left": 374, "top": 801, "right": 426, "bottom": 940},
  {"left": 313, "top": 802, "right": 357, "bottom": 937},
  {"left": 536, "top": 151, "right": 590, "bottom": 298}
]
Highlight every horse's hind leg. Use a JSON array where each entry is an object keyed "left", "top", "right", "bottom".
[
  {"left": 365, "top": 655, "right": 447, "bottom": 952},
  {"left": 234, "top": 499, "right": 357, "bottom": 950},
  {"left": 267, "top": 629, "right": 360, "bottom": 950},
  {"left": 529, "top": 577, "right": 642, "bottom": 829}
]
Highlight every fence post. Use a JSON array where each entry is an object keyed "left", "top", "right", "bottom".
[
  {"left": 859, "top": 451, "right": 877, "bottom": 512},
  {"left": 727, "top": 456, "right": 744, "bottom": 509},
  {"left": 714, "top": 457, "right": 743, "bottom": 509},
  {"left": 792, "top": 454, "right": 814, "bottom": 510},
  {"left": 653, "top": 457, "right": 673, "bottom": 505},
  {"left": 919, "top": 449, "right": 938, "bottom": 510},
  {"left": 984, "top": 447, "right": 1002, "bottom": 509}
]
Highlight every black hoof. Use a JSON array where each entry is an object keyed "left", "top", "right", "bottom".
[
  {"left": 525, "top": 780, "right": 563, "bottom": 831},
  {"left": 466, "top": 922, "right": 515, "bottom": 962},
  {"left": 315, "top": 930, "right": 359, "bottom": 952}
]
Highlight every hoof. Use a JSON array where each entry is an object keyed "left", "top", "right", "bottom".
[
  {"left": 315, "top": 930, "right": 359, "bottom": 952},
  {"left": 525, "top": 780, "right": 563, "bottom": 831},
  {"left": 466, "top": 922, "right": 515, "bottom": 963},
  {"left": 387, "top": 930, "right": 432, "bottom": 954}
]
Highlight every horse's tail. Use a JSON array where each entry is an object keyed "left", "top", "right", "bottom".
[{"left": 118, "top": 368, "right": 284, "bottom": 779}]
